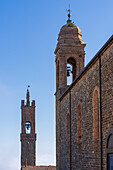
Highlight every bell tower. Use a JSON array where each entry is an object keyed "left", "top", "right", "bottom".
[
  {"left": 55, "top": 11, "right": 86, "bottom": 170},
  {"left": 20, "top": 89, "right": 36, "bottom": 168},
  {"left": 55, "top": 11, "right": 86, "bottom": 93}
]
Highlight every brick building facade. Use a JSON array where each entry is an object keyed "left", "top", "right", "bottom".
[{"left": 55, "top": 13, "right": 113, "bottom": 170}]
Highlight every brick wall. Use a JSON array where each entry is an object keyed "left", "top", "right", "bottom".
[
  {"left": 101, "top": 43, "right": 113, "bottom": 169},
  {"left": 57, "top": 41, "right": 113, "bottom": 169}
]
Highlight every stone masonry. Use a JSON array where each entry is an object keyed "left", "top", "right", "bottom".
[
  {"left": 55, "top": 13, "right": 113, "bottom": 170},
  {"left": 55, "top": 16, "right": 86, "bottom": 170}
]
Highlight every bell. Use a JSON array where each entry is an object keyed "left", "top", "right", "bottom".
[
  {"left": 67, "top": 70, "right": 70, "bottom": 77},
  {"left": 27, "top": 126, "right": 29, "bottom": 130}
]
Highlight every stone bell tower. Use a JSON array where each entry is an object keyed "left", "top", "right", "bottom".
[
  {"left": 55, "top": 11, "right": 86, "bottom": 93},
  {"left": 55, "top": 11, "right": 86, "bottom": 170},
  {"left": 20, "top": 89, "right": 36, "bottom": 168}
]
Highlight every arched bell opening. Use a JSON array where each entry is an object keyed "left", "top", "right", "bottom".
[
  {"left": 67, "top": 58, "right": 76, "bottom": 85},
  {"left": 67, "top": 63, "right": 72, "bottom": 85},
  {"left": 25, "top": 122, "right": 32, "bottom": 134}
]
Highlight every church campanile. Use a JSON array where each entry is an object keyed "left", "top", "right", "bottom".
[
  {"left": 20, "top": 89, "right": 36, "bottom": 168},
  {"left": 55, "top": 11, "right": 86, "bottom": 169},
  {"left": 55, "top": 12, "right": 86, "bottom": 93}
]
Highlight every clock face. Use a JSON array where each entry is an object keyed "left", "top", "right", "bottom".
[{"left": 25, "top": 122, "right": 31, "bottom": 134}]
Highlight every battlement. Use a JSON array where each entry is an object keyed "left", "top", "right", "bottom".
[{"left": 21, "top": 100, "right": 35, "bottom": 107}]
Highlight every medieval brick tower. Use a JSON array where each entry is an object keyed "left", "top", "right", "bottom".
[
  {"left": 20, "top": 89, "right": 36, "bottom": 168},
  {"left": 55, "top": 12, "right": 86, "bottom": 169}
]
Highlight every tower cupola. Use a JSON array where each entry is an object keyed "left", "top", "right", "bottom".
[{"left": 55, "top": 12, "right": 86, "bottom": 92}]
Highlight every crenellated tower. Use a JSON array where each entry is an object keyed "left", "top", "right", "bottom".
[{"left": 20, "top": 89, "right": 36, "bottom": 169}]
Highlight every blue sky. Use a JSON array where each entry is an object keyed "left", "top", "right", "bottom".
[{"left": 0, "top": 0, "right": 113, "bottom": 169}]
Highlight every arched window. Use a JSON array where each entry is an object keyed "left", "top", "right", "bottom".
[
  {"left": 77, "top": 103, "right": 82, "bottom": 143},
  {"left": 67, "top": 111, "right": 70, "bottom": 144},
  {"left": 25, "top": 122, "right": 31, "bottom": 134},
  {"left": 106, "top": 128, "right": 113, "bottom": 170},
  {"left": 67, "top": 57, "right": 76, "bottom": 85},
  {"left": 93, "top": 87, "right": 99, "bottom": 139}
]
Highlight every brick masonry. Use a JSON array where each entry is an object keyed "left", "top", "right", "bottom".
[
  {"left": 55, "top": 18, "right": 86, "bottom": 170},
  {"left": 55, "top": 18, "right": 113, "bottom": 169}
]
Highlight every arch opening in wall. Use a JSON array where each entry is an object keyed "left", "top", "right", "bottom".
[
  {"left": 67, "top": 58, "right": 76, "bottom": 85},
  {"left": 106, "top": 129, "right": 113, "bottom": 170},
  {"left": 93, "top": 87, "right": 100, "bottom": 139},
  {"left": 77, "top": 103, "right": 82, "bottom": 143},
  {"left": 25, "top": 122, "right": 31, "bottom": 134},
  {"left": 67, "top": 63, "right": 72, "bottom": 85}
]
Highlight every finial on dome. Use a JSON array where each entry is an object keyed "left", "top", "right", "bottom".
[{"left": 67, "top": 4, "right": 72, "bottom": 23}]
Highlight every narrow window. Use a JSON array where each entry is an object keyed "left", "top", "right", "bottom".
[
  {"left": 77, "top": 103, "right": 82, "bottom": 143},
  {"left": 25, "top": 122, "right": 31, "bottom": 134},
  {"left": 93, "top": 88, "right": 99, "bottom": 139}
]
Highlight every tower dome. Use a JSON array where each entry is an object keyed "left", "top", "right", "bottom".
[{"left": 55, "top": 20, "right": 85, "bottom": 54}]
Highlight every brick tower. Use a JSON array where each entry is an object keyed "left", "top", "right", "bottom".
[
  {"left": 55, "top": 12, "right": 86, "bottom": 169},
  {"left": 55, "top": 12, "right": 86, "bottom": 93},
  {"left": 20, "top": 89, "right": 36, "bottom": 168}
]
